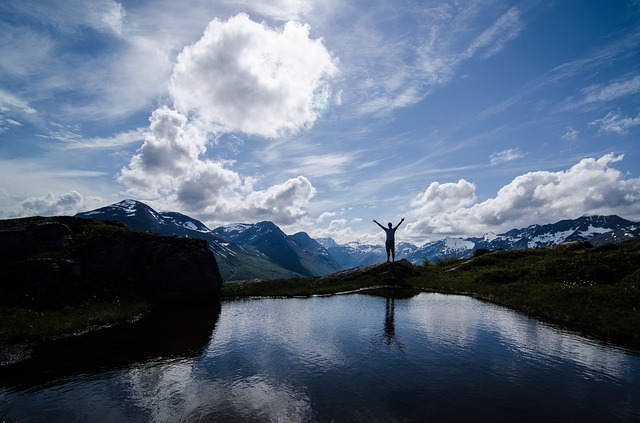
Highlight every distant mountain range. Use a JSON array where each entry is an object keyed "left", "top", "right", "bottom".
[
  {"left": 319, "top": 214, "right": 640, "bottom": 266},
  {"left": 76, "top": 199, "right": 340, "bottom": 281},
  {"left": 77, "top": 200, "right": 640, "bottom": 279}
]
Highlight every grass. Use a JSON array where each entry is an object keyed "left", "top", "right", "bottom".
[{"left": 0, "top": 300, "right": 150, "bottom": 343}]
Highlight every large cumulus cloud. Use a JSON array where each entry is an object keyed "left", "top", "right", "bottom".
[
  {"left": 406, "top": 154, "right": 640, "bottom": 240},
  {"left": 169, "top": 13, "right": 338, "bottom": 138},
  {"left": 118, "top": 14, "right": 337, "bottom": 225}
]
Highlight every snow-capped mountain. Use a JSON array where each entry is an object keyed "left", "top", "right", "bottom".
[
  {"left": 76, "top": 200, "right": 339, "bottom": 281},
  {"left": 408, "top": 237, "right": 475, "bottom": 264},
  {"left": 78, "top": 199, "right": 212, "bottom": 235},
  {"left": 471, "top": 215, "right": 639, "bottom": 252},
  {"left": 324, "top": 215, "right": 640, "bottom": 265}
]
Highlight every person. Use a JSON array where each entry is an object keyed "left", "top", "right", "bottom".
[{"left": 373, "top": 218, "right": 404, "bottom": 262}]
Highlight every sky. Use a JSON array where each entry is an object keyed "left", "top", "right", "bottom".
[{"left": 1, "top": 0, "right": 640, "bottom": 246}]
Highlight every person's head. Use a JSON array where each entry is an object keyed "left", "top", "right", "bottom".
[{"left": 388, "top": 222, "right": 392, "bottom": 228}]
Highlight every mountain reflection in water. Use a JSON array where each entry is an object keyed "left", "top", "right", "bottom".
[{"left": 1, "top": 293, "right": 639, "bottom": 422}]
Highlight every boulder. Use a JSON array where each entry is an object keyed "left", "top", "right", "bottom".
[{"left": 0, "top": 217, "right": 223, "bottom": 308}]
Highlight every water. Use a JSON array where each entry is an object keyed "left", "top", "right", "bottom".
[{"left": 1, "top": 291, "right": 639, "bottom": 422}]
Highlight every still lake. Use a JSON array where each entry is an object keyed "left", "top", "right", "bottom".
[{"left": 1, "top": 291, "right": 639, "bottom": 422}]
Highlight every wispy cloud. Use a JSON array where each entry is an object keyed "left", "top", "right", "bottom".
[
  {"left": 490, "top": 148, "right": 525, "bottom": 165},
  {"left": 478, "top": 31, "right": 640, "bottom": 120},
  {"left": 61, "top": 128, "right": 146, "bottom": 149},
  {"left": 463, "top": 7, "right": 523, "bottom": 60},
  {"left": 589, "top": 111, "right": 640, "bottom": 135},
  {"left": 342, "top": 2, "right": 526, "bottom": 116},
  {"left": 561, "top": 126, "right": 578, "bottom": 141},
  {"left": 580, "top": 74, "right": 640, "bottom": 106},
  {"left": 0, "top": 88, "right": 37, "bottom": 115}
]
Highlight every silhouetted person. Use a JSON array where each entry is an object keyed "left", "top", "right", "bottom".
[{"left": 373, "top": 218, "right": 404, "bottom": 262}]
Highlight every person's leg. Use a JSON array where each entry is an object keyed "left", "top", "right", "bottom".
[
  {"left": 391, "top": 244, "right": 395, "bottom": 262},
  {"left": 385, "top": 241, "right": 391, "bottom": 262}
]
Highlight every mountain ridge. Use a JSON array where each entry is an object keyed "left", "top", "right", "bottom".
[
  {"left": 321, "top": 214, "right": 640, "bottom": 266},
  {"left": 77, "top": 199, "right": 639, "bottom": 277}
]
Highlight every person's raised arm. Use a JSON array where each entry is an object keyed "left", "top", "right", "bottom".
[
  {"left": 373, "top": 219, "right": 385, "bottom": 229},
  {"left": 394, "top": 218, "right": 405, "bottom": 230}
]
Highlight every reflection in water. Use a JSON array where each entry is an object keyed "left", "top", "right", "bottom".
[
  {"left": 363, "top": 287, "right": 420, "bottom": 349},
  {"left": 0, "top": 302, "right": 221, "bottom": 390},
  {"left": 1, "top": 293, "right": 640, "bottom": 422},
  {"left": 384, "top": 296, "right": 395, "bottom": 346}
]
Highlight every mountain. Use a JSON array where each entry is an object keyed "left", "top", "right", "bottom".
[
  {"left": 77, "top": 201, "right": 639, "bottom": 277},
  {"left": 407, "top": 215, "right": 640, "bottom": 263},
  {"left": 323, "top": 215, "right": 640, "bottom": 265},
  {"left": 76, "top": 200, "right": 340, "bottom": 281},
  {"left": 213, "top": 222, "right": 340, "bottom": 277}
]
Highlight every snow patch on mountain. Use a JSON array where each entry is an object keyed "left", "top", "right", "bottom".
[
  {"left": 528, "top": 230, "right": 574, "bottom": 248},
  {"left": 581, "top": 225, "right": 614, "bottom": 237},
  {"left": 483, "top": 232, "right": 497, "bottom": 242},
  {"left": 117, "top": 199, "right": 138, "bottom": 216},
  {"left": 443, "top": 237, "right": 475, "bottom": 250}
]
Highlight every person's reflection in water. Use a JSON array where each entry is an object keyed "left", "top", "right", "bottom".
[
  {"left": 383, "top": 295, "right": 404, "bottom": 352},
  {"left": 384, "top": 296, "right": 395, "bottom": 345}
]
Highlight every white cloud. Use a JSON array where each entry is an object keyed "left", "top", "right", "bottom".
[
  {"left": 581, "top": 74, "right": 640, "bottom": 105},
  {"left": 311, "top": 218, "right": 360, "bottom": 244},
  {"left": 117, "top": 14, "right": 338, "bottom": 226},
  {"left": 118, "top": 108, "right": 317, "bottom": 226},
  {"left": 285, "top": 153, "right": 358, "bottom": 178},
  {"left": 242, "top": 176, "right": 316, "bottom": 224},
  {"left": 117, "top": 107, "right": 242, "bottom": 206},
  {"left": 405, "top": 154, "right": 640, "bottom": 240},
  {"left": 316, "top": 211, "right": 336, "bottom": 223},
  {"left": 490, "top": 148, "right": 525, "bottom": 165},
  {"left": 6, "top": 191, "right": 103, "bottom": 217},
  {"left": 59, "top": 128, "right": 146, "bottom": 149},
  {"left": 408, "top": 179, "right": 476, "bottom": 216},
  {"left": 561, "top": 126, "right": 578, "bottom": 141},
  {"left": 589, "top": 111, "right": 640, "bottom": 135},
  {"left": 464, "top": 7, "right": 523, "bottom": 60},
  {"left": 0, "top": 88, "right": 37, "bottom": 115},
  {"left": 343, "top": 4, "right": 525, "bottom": 116},
  {"left": 169, "top": 13, "right": 339, "bottom": 138}
]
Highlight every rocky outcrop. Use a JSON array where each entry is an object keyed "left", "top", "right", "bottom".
[{"left": 0, "top": 217, "right": 223, "bottom": 308}]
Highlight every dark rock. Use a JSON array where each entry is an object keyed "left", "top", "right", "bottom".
[
  {"left": 473, "top": 248, "right": 491, "bottom": 257},
  {"left": 0, "top": 216, "right": 223, "bottom": 308},
  {"left": 0, "top": 221, "right": 72, "bottom": 260}
]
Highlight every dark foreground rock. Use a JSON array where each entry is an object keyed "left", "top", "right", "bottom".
[{"left": 0, "top": 216, "right": 223, "bottom": 308}]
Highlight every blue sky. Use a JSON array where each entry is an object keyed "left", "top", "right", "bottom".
[{"left": 1, "top": 0, "right": 639, "bottom": 245}]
